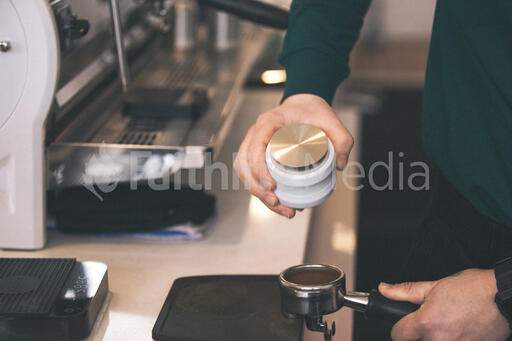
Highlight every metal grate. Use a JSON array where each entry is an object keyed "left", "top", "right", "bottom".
[
  {"left": 164, "top": 56, "right": 210, "bottom": 88},
  {"left": 0, "top": 258, "right": 75, "bottom": 315},
  {"left": 118, "top": 131, "right": 158, "bottom": 145},
  {"left": 117, "top": 117, "right": 167, "bottom": 145},
  {"left": 137, "top": 51, "right": 211, "bottom": 89}
]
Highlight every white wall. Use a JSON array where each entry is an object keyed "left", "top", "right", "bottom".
[
  {"left": 258, "top": 0, "right": 437, "bottom": 42},
  {"left": 363, "top": 0, "right": 437, "bottom": 42},
  {"left": 382, "top": 0, "right": 436, "bottom": 39}
]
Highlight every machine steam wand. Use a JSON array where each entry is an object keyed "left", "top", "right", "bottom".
[{"left": 108, "top": 0, "right": 131, "bottom": 93}]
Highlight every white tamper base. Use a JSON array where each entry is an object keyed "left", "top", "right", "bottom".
[{"left": 266, "top": 141, "right": 336, "bottom": 209}]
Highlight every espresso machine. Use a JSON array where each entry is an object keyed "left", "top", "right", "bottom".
[{"left": 0, "top": 0, "right": 288, "bottom": 250}]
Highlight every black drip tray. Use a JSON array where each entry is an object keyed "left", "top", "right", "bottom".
[{"left": 153, "top": 275, "right": 303, "bottom": 341}]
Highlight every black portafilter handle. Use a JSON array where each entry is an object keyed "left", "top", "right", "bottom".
[
  {"left": 366, "top": 289, "right": 420, "bottom": 322},
  {"left": 197, "top": 0, "right": 289, "bottom": 30}
]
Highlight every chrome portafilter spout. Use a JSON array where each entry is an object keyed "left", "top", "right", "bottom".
[
  {"left": 279, "top": 264, "right": 420, "bottom": 341},
  {"left": 305, "top": 316, "right": 335, "bottom": 341}
]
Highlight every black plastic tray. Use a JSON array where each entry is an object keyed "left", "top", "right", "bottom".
[{"left": 153, "top": 275, "right": 303, "bottom": 341}]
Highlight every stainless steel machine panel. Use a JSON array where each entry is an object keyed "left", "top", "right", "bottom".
[{"left": 46, "top": 0, "right": 271, "bottom": 190}]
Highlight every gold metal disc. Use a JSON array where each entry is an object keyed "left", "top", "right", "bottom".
[{"left": 269, "top": 124, "right": 328, "bottom": 168}]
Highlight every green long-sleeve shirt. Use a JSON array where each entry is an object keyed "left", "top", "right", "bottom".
[{"left": 279, "top": 0, "right": 512, "bottom": 229}]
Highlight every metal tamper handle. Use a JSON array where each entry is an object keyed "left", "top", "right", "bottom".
[{"left": 268, "top": 124, "right": 329, "bottom": 169}]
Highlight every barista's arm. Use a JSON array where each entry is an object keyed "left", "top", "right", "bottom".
[
  {"left": 235, "top": 0, "right": 372, "bottom": 217},
  {"left": 280, "top": 0, "right": 372, "bottom": 104}
]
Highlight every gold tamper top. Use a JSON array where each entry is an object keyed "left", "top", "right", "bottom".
[{"left": 269, "top": 124, "right": 329, "bottom": 168}]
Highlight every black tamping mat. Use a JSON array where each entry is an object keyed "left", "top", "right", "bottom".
[{"left": 152, "top": 275, "right": 303, "bottom": 341}]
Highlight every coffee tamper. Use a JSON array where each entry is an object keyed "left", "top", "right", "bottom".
[
  {"left": 266, "top": 124, "right": 336, "bottom": 209},
  {"left": 279, "top": 264, "right": 420, "bottom": 341}
]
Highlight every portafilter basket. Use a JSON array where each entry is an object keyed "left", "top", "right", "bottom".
[{"left": 279, "top": 264, "right": 420, "bottom": 341}]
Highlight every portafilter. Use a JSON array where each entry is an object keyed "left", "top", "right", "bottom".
[{"left": 279, "top": 264, "right": 420, "bottom": 341}]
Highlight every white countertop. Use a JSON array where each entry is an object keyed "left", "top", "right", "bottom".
[{"left": 0, "top": 90, "right": 312, "bottom": 340}]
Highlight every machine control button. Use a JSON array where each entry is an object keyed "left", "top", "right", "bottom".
[{"left": 0, "top": 40, "right": 10, "bottom": 52}]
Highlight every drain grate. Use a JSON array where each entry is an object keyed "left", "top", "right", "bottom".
[
  {"left": 117, "top": 117, "right": 167, "bottom": 145},
  {"left": 138, "top": 51, "right": 210, "bottom": 89},
  {"left": 118, "top": 131, "right": 158, "bottom": 145}
]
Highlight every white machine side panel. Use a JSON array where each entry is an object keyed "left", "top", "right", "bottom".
[
  {"left": 0, "top": 0, "right": 59, "bottom": 249},
  {"left": 0, "top": 1, "right": 27, "bottom": 129}
]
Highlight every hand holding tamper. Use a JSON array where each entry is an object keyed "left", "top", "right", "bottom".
[{"left": 266, "top": 124, "right": 337, "bottom": 209}]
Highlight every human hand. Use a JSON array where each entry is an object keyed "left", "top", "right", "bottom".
[
  {"left": 234, "top": 94, "right": 353, "bottom": 218},
  {"left": 379, "top": 269, "right": 512, "bottom": 341}
]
